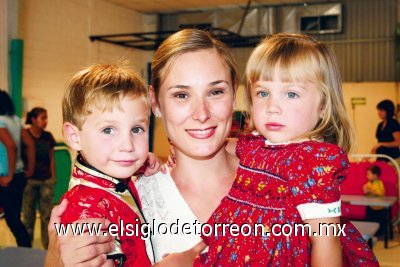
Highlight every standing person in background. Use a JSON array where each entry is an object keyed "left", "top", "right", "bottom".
[
  {"left": 0, "top": 89, "right": 35, "bottom": 247},
  {"left": 0, "top": 141, "right": 8, "bottom": 219},
  {"left": 371, "top": 99, "right": 400, "bottom": 162},
  {"left": 22, "top": 107, "right": 56, "bottom": 249}
]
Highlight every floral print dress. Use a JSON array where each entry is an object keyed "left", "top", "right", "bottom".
[{"left": 194, "top": 133, "right": 378, "bottom": 267}]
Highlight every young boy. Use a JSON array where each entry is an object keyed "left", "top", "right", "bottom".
[
  {"left": 60, "top": 63, "right": 155, "bottom": 266},
  {"left": 363, "top": 165, "right": 386, "bottom": 236}
]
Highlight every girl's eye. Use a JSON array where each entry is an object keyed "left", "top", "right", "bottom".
[
  {"left": 174, "top": 93, "right": 188, "bottom": 99},
  {"left": 257, "top": 91, "right": 269, "bottom": 98},
  {"left": 102, "top": 128, "right": 114, "bottom": 135},
  {"left": 287, "top": 92, "right": 299, "bottom": 99},
  {"left": 210, "top": 89, "right": 224, "bottom": 96},
  {"left": 132, "top": 126, "right": 145, "bottom": 134}
]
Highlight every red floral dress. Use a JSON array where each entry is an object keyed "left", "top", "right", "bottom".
[
  {"left": 60, "top": 157, "right": 153, "bottom": 267},
  {"left": 195, "top": 133, "right": 378, "bottom": 267}
]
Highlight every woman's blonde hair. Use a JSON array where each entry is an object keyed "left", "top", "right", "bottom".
[
  {"left": 245, "top": 33, "right": 355, "bottom": 153},
  {"left": 63, "top": 63, "right": 149, "bottom": 129},
  {"left": 151, "top": 29, "right": 239, "bottom": 98}
]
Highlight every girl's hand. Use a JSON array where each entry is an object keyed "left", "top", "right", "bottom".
[
  {"left": 154, "top": 241, "right": 207, "bottom": 267},
  {"left": 45, "top": 199, "right": 115, "bottom": 267}
]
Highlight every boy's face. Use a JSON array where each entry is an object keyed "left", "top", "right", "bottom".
[
  {"left": 367, "top": 170, "right": 378, "bottom": 181},
  {"left": 71, "top": 96, "right": 149, "bottom": 179}
]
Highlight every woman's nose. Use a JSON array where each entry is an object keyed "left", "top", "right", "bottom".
[{"left": 192, "top": 99, "right": 211, "bottom": 122}]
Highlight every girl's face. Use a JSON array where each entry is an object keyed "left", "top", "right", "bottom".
[
  {"left": 251, "top": 72, "right": 322, "bottom": 143},
  {"left": 377, "top": 109, "right": 387, "bottom": 120},
  {"left": 155, "top": 49, "right": 234, "bottom": 158},
  {"left": 32, "top": 112, "right": 48, "bottom": 130}
]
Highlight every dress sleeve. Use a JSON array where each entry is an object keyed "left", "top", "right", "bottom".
[
  {"left": 287, "top": 143, "right": 349, "bottom": 220},
  {"left": 236, "top": 132, "right": 265, "bottom": 159}
]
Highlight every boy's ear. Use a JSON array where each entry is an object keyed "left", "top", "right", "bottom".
[
  {"left": 149, "top": 85, "right": 162, "bottom": 118},
  {"left": 63, "top": 122, "right": 82, "bottom": 151}
]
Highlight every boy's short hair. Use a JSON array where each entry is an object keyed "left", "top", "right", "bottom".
[
  {"left": 63, "top": 63, "right": 149, "bottom": 129},
  {"left": 368, "top": 165, "right": 381, "bottom": 177}
]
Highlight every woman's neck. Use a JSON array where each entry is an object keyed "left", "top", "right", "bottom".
[
  {"left": 29, "top": 126, "right": 42, "bottom": 138},
  {"left": 171, "top": 144, "right": 237, "bottom": 187}
]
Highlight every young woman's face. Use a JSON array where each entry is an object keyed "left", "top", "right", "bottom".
[
  {"left": 156, "top": 49, "right": 235, "bottom": 158},
  {"left": 251, "top": 72, "right": 322, "bottom": 143},
  {"left": 377, "top": 109, "right": 387, "bottom": 120},
  {"left": 32, "top": 112, "right": 48, "bottom": 130}
]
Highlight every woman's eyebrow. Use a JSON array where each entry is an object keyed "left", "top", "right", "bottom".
[{"left": 167, "top": 84, "right": 190, "bottom": 90}]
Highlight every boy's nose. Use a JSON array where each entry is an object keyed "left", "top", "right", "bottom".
[{"left": 120, "top": 134, "right": 135, "bottom": 152}]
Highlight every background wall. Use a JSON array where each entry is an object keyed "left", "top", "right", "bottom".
[{"left": 19, "top": 0, "right": 156, "bottom": 140}]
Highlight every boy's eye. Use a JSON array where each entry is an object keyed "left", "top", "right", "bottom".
[
  {"left": 257, "top": 91, "right": 269, "bottom": 98},
  {"left": 287, "top": 92, "right": 299, "bottom": 99},
  {"left": 132, "top": 126, "right": 145, "bottom": 134},
  {"left": 102, "top": 128, "right": 114, "bottom": 135}
]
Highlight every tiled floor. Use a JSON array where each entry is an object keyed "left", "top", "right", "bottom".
[{"left": 1, "top": 214, "right": 400, "bottom": 266}]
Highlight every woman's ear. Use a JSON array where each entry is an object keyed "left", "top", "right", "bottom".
[
  {"left": 149, "top": 85, "right": 162, "bottom": 118},
  {"left": 63, "top": 122, "right": 81, "bottom": 151}
]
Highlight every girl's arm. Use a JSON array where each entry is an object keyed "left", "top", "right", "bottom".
[
  {"left": 304, "top": 217, "right": 342, "bottom": 267},
  {"left": 0, "top": 128, "right": 16, "bottom": 186},
  {"left": 49, "top": 148, "right": 56, "bottom": 180},
  {"left": 21, "top": 128, "right": 35, "bottom": 177}
]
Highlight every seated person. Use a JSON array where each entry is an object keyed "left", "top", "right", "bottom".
[{"left": 363, "top": 165, "right": 386, "bottom": 236}]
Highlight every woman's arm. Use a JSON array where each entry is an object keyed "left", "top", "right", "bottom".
[
  {"left": 305, "top": 217, "right": 342, "bottom": 267},
  {"left": 21, "top": 128, "right": 35, "bottom": 177},
  {"left": 45, "top": 199, "right": 115, "bottom": 267},
  {"left": 0, "top": 128, "right": 16, "bottom": 186},
  {"left": 154, "top": 241, "right": 206, "bottom": 266}
]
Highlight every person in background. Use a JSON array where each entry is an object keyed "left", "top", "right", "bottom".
[
  {"left": 0, "top": 141, "right": 8, "bottom": 219},
  {"left": 22, "top": 107, "right": 56, "bottom": 249},
  {"left": 0, "top": 89, "right": 35, "bottom": 247},
  {"left": 363, "top": 165, "right": 386, "bottom": 236},
  {"left": 371, "top": 99, "right": 400, "bottom": 162}
]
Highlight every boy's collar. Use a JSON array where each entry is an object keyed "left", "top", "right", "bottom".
[{"left": 75, "top": 154, "right": 130, "bottom": 192}]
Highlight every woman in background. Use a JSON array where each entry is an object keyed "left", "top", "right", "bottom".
[
  {"left": 371, "top": 99, "right": 400, "bottom": 162},
  {"left": 0, "top": 89, "right": 35, "bottom": 247},
  {"left": 23, "top": 107, "right": 56, "bottom": 249}
]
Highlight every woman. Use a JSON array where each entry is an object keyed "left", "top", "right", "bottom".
[
  {"left": 45, "top": 29, "right": 239, "bottom": 266},
  {"left": 0, "top": 89, "right": 35, "bottom": 247},
  {"left": 23, "top": 107, "right": 57, "bottom": 249},
  {"left": 371, "top": 99, "right": 400, "bottom": 161}
]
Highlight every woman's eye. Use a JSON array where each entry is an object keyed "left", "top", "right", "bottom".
[
  {"left": 287, "top": 92, "right": 299, "bottom": 98},
  {"left": 102, "top": 128, "right": 114, "bottom": 135},
  {"left": 175, "top": 93, "right": 188, "bottom": 99},
  {"left": 132, "top": 127, "right": 144, "bottom": 134},
  {"left": 257, "top": 91, "right": 269, "bottom": 98}
]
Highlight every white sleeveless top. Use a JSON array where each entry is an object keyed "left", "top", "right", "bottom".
[{"left": 135, "top": 168, "right": 204, "bottom": 263}]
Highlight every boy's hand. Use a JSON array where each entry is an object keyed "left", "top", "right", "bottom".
[
  {"left": 45, "top": 199, "right": 115, "bottom": 267},
  {"left": 154, "top": 241, "right": 207, "bottom": 266}
]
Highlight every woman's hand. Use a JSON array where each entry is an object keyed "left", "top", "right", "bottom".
[
  {"left": 0, "top": 175, "right": 12, "bottom": 187},
  {"left": 154, "top": 241, "right": 207, "bottom": 266},
  {"left": 45, "top": 199, "right": 115, "bottom": 267},
  {"left": 370, "top": 143, "right": 381, "bottom": 154}
]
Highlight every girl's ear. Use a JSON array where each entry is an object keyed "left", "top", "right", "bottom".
[
  {"left": 149, "top": 85, "right": 162, "bottom": 118},
  {"left": 63, "top": 122, "right": 81, "bottom": 151}
]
